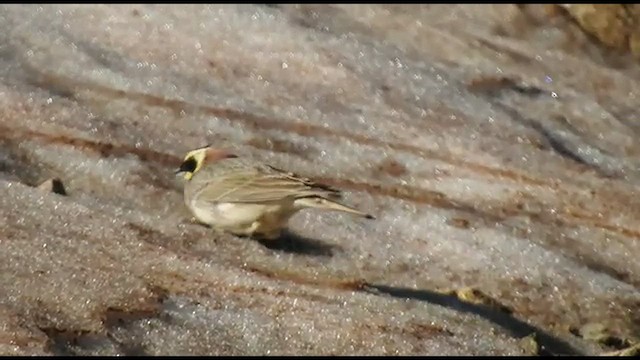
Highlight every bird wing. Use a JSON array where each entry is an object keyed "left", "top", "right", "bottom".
[{"left": 194, "top": 164, "right": 341, "bottom": 204}]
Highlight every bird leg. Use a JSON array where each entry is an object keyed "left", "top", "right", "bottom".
[{"left": 260, "top": 229, "right": 282, "bottom": 241}]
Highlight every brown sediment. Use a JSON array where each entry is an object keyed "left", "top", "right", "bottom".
[
  {"left": 243, "top": 265, "right": 367, "bottom": 292},
  {"left": 24, "top": 68, "right": 557, "bottom": 189},
  {"left": 245, "top": 136, "right": 314, "bottom": 159},
  {"left": 319, "top": 176, "right": 640, "bottom": 244},
  {"left": 375, "top": 157, "right": 408, "bottom": 177},
  {"left": 0, "top": 124, "right": 180, "bottom": 167},
  {"left": 5, "top": 113, "right": 639, "bottom": 244}
]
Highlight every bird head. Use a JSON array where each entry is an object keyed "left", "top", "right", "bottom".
[{"left": 175, "top": 145, "right": 237, "bottom": 180}]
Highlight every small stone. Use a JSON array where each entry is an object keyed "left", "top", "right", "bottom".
[
  {"left": 447, "top": 217, "right": 471, "bottom": 229},
  {"left": 36, "top": 178, "right": 67, "bottom": 196}
]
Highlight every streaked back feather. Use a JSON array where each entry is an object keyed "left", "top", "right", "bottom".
[{"left": 190, "top": 158, "right": 341, "bottom": 204}]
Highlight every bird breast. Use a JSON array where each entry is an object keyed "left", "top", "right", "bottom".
[{"left": 189, "top": 199, "right": 296, "bottom": 230}]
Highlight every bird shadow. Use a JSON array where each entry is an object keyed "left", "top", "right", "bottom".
[
  {"left": 362, "top": 284, "right": 584, "bottom": 356},
  {"left": 253, "top": 229, "right": 341, "bottom": 257},
  {"left": 182, "top": 220, "right": 339, "bottom": 257}
]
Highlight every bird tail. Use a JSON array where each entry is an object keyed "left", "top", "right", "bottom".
[{"left": 295, "top": 196, "right": 375, "bottom": 219}]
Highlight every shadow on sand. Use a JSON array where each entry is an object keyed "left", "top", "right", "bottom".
[
  {"left": 362, "top": 283, "right": 583, "bottom": 356},
  {"left": 254, "top": 229, "right": 341, "bottom": 257},
  {"left": 240, "top": 228, "right": 581, "bottom": 355}
]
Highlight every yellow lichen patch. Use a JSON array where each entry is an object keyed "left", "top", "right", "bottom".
[
  {"left": 439, "top": 287, "right": 513, "bottom": 314},
  {"left": 518, "top": 333, "right": 540, "bottom": 356}
]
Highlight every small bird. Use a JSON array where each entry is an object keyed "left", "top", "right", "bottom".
[{"left": 175, "top": 145, "right": 375, "bottom": 240}]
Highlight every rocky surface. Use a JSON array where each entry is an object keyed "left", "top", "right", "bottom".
[
  {"left": 0, "top": 4, "right": 639, "bottom": 356},
  {"left": 561, "top": 4, "right": 640, "bottom": 58}
]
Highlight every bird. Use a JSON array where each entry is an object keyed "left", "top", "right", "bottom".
[{"left": 175, "top": 145, "right": 375, "bottom": 240}]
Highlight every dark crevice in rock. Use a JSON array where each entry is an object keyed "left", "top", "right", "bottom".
[
  {"left": 577, "top": 257, "right": 638, "bottom": 290},
  {"left": 494, "top": 102, "right": 618, "bottom": 178},
  {"left": 38, "top": 327, "right": 110, "bottom": 356},
  {"left": 468, "top": 74, "right": 631, "bottom": 180}
]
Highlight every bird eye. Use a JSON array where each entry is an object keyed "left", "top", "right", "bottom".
[{"left": 179, "top": 157, "right": 198, "bottom": 173}]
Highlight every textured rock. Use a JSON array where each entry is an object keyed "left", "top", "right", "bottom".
[
  {"left": 560, "top": 4, "right": 640, "bottom": 57},
  {"left": 0, "top": 4, "right": 639, "bottom": 356},
  {"left": 561, "top": 5, "right": 630, "bottom": 50}
]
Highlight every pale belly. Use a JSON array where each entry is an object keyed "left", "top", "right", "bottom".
[{"left": 189, "top": 200, "right": 296, "bottom": 237}]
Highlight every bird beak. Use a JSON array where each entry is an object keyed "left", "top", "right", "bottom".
[{"left": 174, "top": 169, "right": 184, "bottom": 176}]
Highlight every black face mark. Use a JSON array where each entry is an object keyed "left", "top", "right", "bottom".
[{"left": 178, "top": 157, "right": 198, "bottom": 173}]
